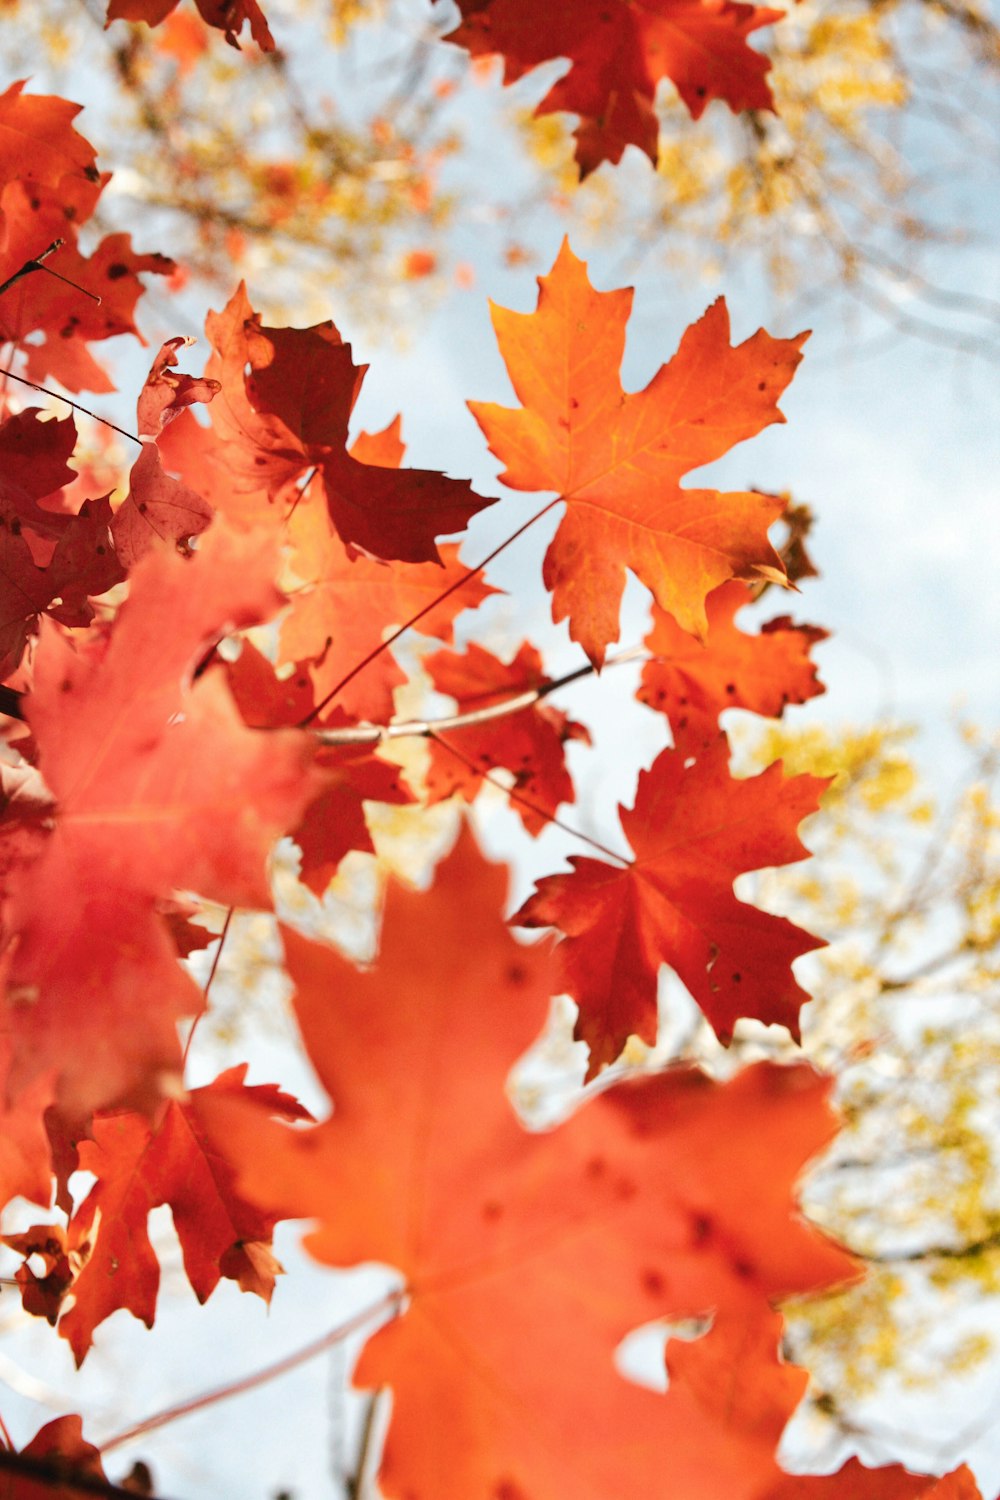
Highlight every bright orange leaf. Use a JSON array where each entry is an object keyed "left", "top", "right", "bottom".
[
  {"left": 197, "top": 828, "right": 858, "bottom": 1500},
  {"left": 471, "top": 240, "right": 803, "bottom": 665}
]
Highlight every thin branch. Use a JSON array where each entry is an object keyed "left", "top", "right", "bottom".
[
  {"left": 181, "top": 906, "right": 235, "bottom": 1066},
  {"left": 313, "top": 646, "right": 648, "bottom": 746},
  {"left": 428, "top": 729, "right": 631, "bottom": 866},
  {"left": 97, "top": 1288, "right": 405, "bottom": 1457},
  {"left": 0, "top": 240, "right": 101, "bottom": 305},
  {"left": 0, "top": 368, "right": 143, "bottom": 447}
]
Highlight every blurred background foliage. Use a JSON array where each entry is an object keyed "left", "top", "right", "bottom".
[{"left": 0, "top": 0, "right": 997, "bottom": 349}]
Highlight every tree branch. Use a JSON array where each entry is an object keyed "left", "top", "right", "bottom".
[
  {"left": 312, "top": 645, "right": 647, "bottom": 746},
  {"left": 97, "top": 1289, "right": 404, "bottom": 1457}
]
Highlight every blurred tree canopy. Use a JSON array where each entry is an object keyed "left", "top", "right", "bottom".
[{"left": 1, "top": 0, "right": 997, "bottom": 348}]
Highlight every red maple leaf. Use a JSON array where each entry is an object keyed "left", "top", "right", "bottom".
[
  {"left": 225, "top": 640, "right": 414, "bottom": 894},
  {"left": 109, "top": 443, "right": 214, "bottom": 569},
  {"left": 39, "top": 1066, "right": 311, "bottom": 1364},
  {"left": 136, "top": 335, "right": 221, "bottom": 438},
  {"left": 206, "top": 284, "right": 492, "bottom": 563},
  {"left": 424, "top": 640, "right": 590, "bottom": 835},
  {"left": 638, "top": 579, "right": 827, "bottom": 751},
  {"left": 0, "top": 182, "right": 174, "bottom": 392},
  {"left": 442, "top": 0, "right": 780, "bottom": 176},
  {"left": 471, "top": 240, "right": 803, "bottom": 665},
  {"left": 515, "top": 736, "right": 828, "bottom": 1074},
  {"left": 2, "top": 523, "right": 318, "bottom": 1120},
  {"left": 197, "top": 827, "right": 859, "bottom": 1500},
  {"left": 105, "top": 0, "right": 274, "bottom": 50}
]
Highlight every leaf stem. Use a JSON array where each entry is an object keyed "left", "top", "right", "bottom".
[
  {"left": 96, "top": 1288, "right": 404, "bottom": 1456},
  {"left": 428, "top": 729, "right": 631, "bottom": 866},
  {"left": 299, "top": 496, "right": 562, "bottom": 726}
]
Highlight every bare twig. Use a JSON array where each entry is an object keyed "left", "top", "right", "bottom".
[
  {"left": 313, "top": 646, "right": 647, "bottom": 745},
  {"left": 0, "top": 368, "right": 142, "bottom": 447},
  {"left": 97, "top": 1289, "right": 404, "bottom": 1456},
  {"left": 0, "top": 240, "right": 101, "bottom": 304}
]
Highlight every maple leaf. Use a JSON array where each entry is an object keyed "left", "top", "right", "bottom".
[
  {"left": 197, "top": 827, "right": 858, "bottom": 1500},
  {"left": 0, "top": 495, "right": 123, "bottom": 682},
  {"left": 471, "top": 240, "right": 803, "bottom": 666},
  {"left": 225, "top": 640, "right": 414, "bottom": 894},
  {"left": 109, "top": 443, "right": 214, "bottom": 569},
  {"left": 515, "top": 736, "right": 828, "bottom": 1075},
  {"left": 0, "top": 183, "right": 175, "bottom": 392},
  {"left": 279, "top": 443, "right": 498, "bottom": 723},
  {"left": 442, "top": 0, "right": 780, "bottom": 177},
  {"left": 0, "top": 1414, "right": 110, "bottom": 1499},
  {"left": 2, "top": 523, "right": 319, "bottom": 1120},
  {"left": 34, "top": 1066, "right": 310, "bottom": 1364},
  {"left": 638, "top": 579, "right": 827, "bottom": 751},
  {"left": 0, "top": 409, "right": 79, "bottom": 539},
  {"left": 424, "top": 640, "right": 590, "bottom": 835},
  {"left": 206, "top": 283, "right": 492, "bottom": 563},
  {"left": 106, "top": 0, "right": 275, "bottom": 50},
  {"left": 0, "top": 81, "right": 103, "bottom": 213},
  {"left": 136, "top": 335, "right": 221, "bottom": 438}
]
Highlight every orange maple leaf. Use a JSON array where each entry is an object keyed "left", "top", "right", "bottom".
[
  {"left": 515, "top": 736, "right": 828, "bottom": 1074},
  {"left": 638, "top": 578, "right": 827, "bottom": 751},
  {"left": 198, "top": 827, "right": 858, "bottom": 1500},
  {"left": 2, "top": 524, "right": 318, "bottom": 1120},
  {"left": 442, "top": 0, "right": 780, "bottom": 176},
  {"left": 471, "top": 240, "right": 803, "bottom": 666}
]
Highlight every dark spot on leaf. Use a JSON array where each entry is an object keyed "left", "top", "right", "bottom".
[
  {"left": 505, "top": 962, "right": 527, "bottom": 984},
  {"left": 60, "top": 679, "right": 73, "bottom": 693},
  {"left": 732, "top": 972, "right": 741, "bottom": 983},
  {"left": 725, "top": 682, "right": 736, "bottom": 694},
  {"left": 691, "top": 1213, "right": 712, "bottom": 1244},
  {"left": 733, "top": 1258, "right": 755, "bottom": 1280},
  {"left": 106, "top": 262, "right": 129, "bottom": 280},
  {"left": 586, "top": 1155, "right": 606, "bottom": 1179},
  {"left": 642, "top": 1267, "right": 665, "bottom": 1297}
]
